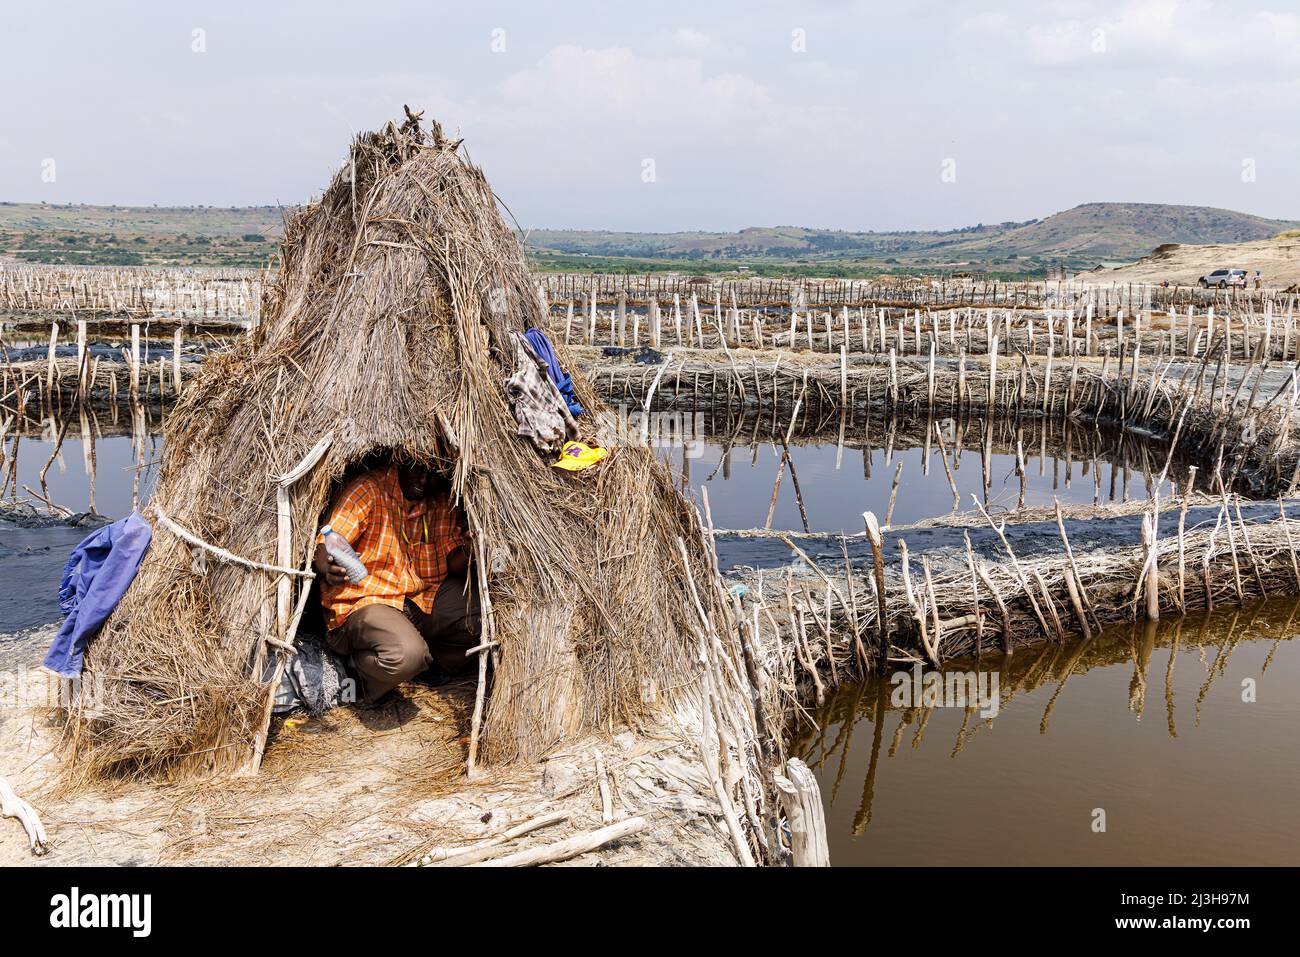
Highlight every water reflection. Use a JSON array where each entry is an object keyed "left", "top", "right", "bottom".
[
  {"left": 792, "top": 599, "right": 1300, "bottom": 865},
  {"left": 654, "top": 410, "right": 1205, "bottom": 533},
  {"left": 1, "top": 405, "right": 161, "bottom": 519},
  {"left": 1, "top": 405, "right": 1221, "bottom": 532}
]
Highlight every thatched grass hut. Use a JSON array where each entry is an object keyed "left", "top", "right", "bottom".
[{"left": 67, "top": 111, "right": 743, "bottom": 784}]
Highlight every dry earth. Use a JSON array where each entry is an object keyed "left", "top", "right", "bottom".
[
  {"left": 0, "top": 631, "right": 737, "bottom": 867},
  {"left": 1079, "top": 235, "right": 1300, "bottom": 289}
]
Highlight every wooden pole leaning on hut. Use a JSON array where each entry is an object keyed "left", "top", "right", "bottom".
[
  {"left": 675, "top": 538, "right": 757, "bottom": 867},
  {"left": 242, "top": 431, "right": 334, "bottom": 776},
  {"left": 464, "top": 527, "right": 500, "bottom": 780}
]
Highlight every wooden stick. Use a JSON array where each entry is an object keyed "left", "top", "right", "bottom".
[
  {"left": 676, "top": 537, "right": 757, "bottom": 867},
  {"left": 154, "top": 504, "right": 312, "bottom": 578},
  {"left": 129, "top": 322, "right": 140, "bottom": 399},
  {"left": 1217, "top": 476, "right": 1245, "bottom": 603},
  {"left": 594, "top": 748, "right": 614, "bottom": 826},
  {"left": 0, "top": 775, "right": 48, "bottom": 856},
  {"left": 898, "top": 539, "right": 939, "bottom": 666},
  {"left": 1177, "top": 466, "right": 1196, "bottom": 612},
  {"left": 45, "top": 320, "right": 59, "bottom": 400},
  {"left": 863, "top": 511, "right": 890, "bottom": 673},
  {"left": 469, "top": 817, "right": 648, "bottom": 867},
  {"left": 763, "top": 389, "right": 804, "bottom": 529},
  {"left": 773, "top": 758, "right": 830, "bottom": 866},
  {"left": 974, "top": 562, "right": 1013, "bottom": 654},
  {"left": 962, "top": 529, "right": 984, "bottom": 655},
  {"left": 172, "top": 326, "right": 184, "bottom": 394},
  {"left": 1201, "top": 504, "right": 1225, "bottom": 610},
  {"left": 1053, "top": 497, "right": 1096, "bottom": 628},
  {"left": 972, "top": 497, "right": 1053, "bottom": 638},
  {"left": 466, "top": 524, "right": 497, "bottom": 779},
  {"left": 781, "top": 535, "right": 858, "bottom": 655},
  {"left": 923, "top": 556, "right": 944, "bottom": 659},
  {"left": 1063, "top": 567, "right": 1092, "bottom": 641},
  {"left": 1233, "top": 494, "right": 1267, "bottom": 596},
  {"left": 782, "top": 437, "right": 812, "bottom": 534},
  {"left": 1031, "top": 568, "right": 1066, "bottom": 642},
  {"left": 884, "top": 461, "right": 904, "bottom": 527},
  {"left": 415, "top": 811, "right": 568, "bottom": 866},
  {"left": 1280, "top": 498, "right": 1300, "bottom": 591},
  {"left": 839, "top": 535, "right": 869, "bottom": 671},
  {"left": 933, "top": 420, "right": 960, "bottom": 513},
  {"left": 1140, "top": 512, "right": 1160, "bottom": 621}
]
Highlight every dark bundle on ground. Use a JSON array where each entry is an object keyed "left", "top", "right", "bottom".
[{"left": 67, "top": 111, "right": 728, "bottom": 780}]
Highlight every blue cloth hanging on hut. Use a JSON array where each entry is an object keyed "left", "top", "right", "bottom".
[
  {"left": 43, "top": 512, "right": 152, "bottom": 678},
  {"left": 524, "top": 327, "right": 583, "bottom": 416}
]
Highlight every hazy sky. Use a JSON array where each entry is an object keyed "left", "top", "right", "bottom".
[{"left": 3, "top": 0, "right": 1297, "bottom": 231}]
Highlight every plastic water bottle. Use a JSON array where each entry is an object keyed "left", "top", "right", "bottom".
[{"left": 320, "top": 525, "right": 367, "bottom": 584}]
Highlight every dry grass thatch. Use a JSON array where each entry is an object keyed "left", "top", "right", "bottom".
[{"left": 66, "top": 110, "right": 729, "bottom": 781}]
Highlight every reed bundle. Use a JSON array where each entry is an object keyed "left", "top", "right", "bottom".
[
  {"left": 593, "top": 342, "right": 1300, "bottom": 496},
  {"left": 755, "top": 495, "right": 1300, "bottom": 693}
]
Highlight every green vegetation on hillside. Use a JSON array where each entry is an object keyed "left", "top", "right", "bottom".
[
  {"left": 3, "top": 201, "right": 1297, "bottom": 276},
  {"left": 0, "top": 202, "right": 283, "bottom": 267},
  {"left": 525, "top": 252, "right": 1038, "bottom": 281},
  {"left": 526, "top": 204, "right": 1300, "bottom": 276}
]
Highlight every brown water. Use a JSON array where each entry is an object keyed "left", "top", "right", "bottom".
[{"left": 793, "top": 600, "right": 1300, "bottom": 865}]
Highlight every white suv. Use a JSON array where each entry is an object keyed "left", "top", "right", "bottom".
[{"left": 1198, "top": 268, "right": 1247, "bottom": 288}]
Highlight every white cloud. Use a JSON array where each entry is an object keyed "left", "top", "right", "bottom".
[
  {"left": 1022, "top": 1, "right": 1300, "bottom": 67},
  {"left": 1024, "top": 19, "right": 1098, "bottom": 64},
  {"left": 674, "top": 27, "right": 712, "bottom": 50},
  {"left": 960, "top": 12, "right": 1011, "bottom": 34},
  {"left": 1154, "top": 75, "right": 1300, "bottom": 113},
  {"left": 5, "top": 1, "right": 1300, "bottom": 228},
  {"left": 789, "top": 59, "right": 859, "bottom": 85},
  {"left": 496, "top": 45, "right": 823, "bottom": 131}
]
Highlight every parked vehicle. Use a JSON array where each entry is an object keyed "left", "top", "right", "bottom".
[{"left": 1198, "top": 268, "right": 1247, "bottom": 288}]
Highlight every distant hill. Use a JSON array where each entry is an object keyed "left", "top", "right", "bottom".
[
  {"left": 526, "top": 203, "right": 1300, "bottom": 273},
  {"left": 2, "top": 200, "right": 1297, "bottom": 275},
  {"left": 934, "top": 203, "right": 1300, "bottom": 263},
  {"left": 0, "top": 202, "right": 286, "bottom": 237},
  {"left": 0, "top": 202, "right": 286, "bottom": 267}
]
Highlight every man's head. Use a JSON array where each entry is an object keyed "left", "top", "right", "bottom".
[
  {"left": 397, "top": 463, "right": 432, "bottom": 501},
  {"left": 396, "top": 462, "right": 453, "bottom": 501}
]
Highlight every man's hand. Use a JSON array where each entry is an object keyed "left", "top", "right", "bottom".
[
  {"left": 314, "top": 543, "right": 348, "bottom": 586},
  {"left": 446, "top": 545, "right": 469, "bottom": 577}
]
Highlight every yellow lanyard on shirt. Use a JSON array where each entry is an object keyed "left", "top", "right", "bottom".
[{"left": 403, "top": 514, "right": 429, "bottom": 545}]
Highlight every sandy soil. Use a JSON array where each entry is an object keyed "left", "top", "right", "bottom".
[
  {"left": 0, "top": 637, "right": 736, "bottom": 867},
  {"left": 1079, "top": 235, "right": 1300, "bottom": 288}
]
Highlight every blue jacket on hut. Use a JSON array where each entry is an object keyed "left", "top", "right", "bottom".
[
  {"left": 43, "top": 512, "right": 152, "bottom": 678},
  {"left": 524, "top": 327, "right": 584, "bottom": 416}
]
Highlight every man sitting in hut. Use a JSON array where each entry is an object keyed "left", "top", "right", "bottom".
[{"left": 313, "top": 461, "right": 479, "bottom": 703}]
